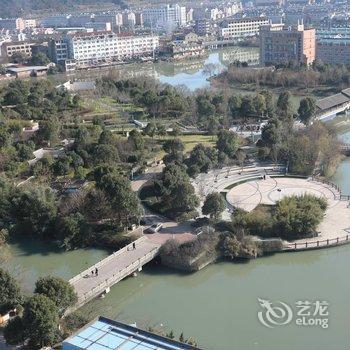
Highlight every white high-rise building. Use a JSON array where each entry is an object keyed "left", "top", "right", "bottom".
[{"left": 142, "top": 4, "right": 187, "bottom": 27}]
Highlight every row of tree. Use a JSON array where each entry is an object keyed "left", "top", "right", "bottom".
[{"left": 219, "top": 59, "right": 350, "bottom": 89}]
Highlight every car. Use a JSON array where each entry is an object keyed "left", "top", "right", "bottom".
[{"left": 147, "top": 223, "right": 163, "bottom": 233}]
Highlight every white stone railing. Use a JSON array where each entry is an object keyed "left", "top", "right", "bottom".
[
  {"left": 66, "top": 245, "right": 160, "bottom": 315},
  {"left": 69, "top": 236, "right": 148, "bottom": 284}
]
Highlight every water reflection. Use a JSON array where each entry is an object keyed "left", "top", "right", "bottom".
[{"left": 53, "top": 47, "right": 259, "bottom": 91}]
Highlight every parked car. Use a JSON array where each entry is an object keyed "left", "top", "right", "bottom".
[{"left": 147, "top": 223, "right": 163, "bottom": 233}]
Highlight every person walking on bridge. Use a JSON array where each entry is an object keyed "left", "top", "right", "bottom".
[{"left": 95, "top": 267, "right": 99, "bottom": 276}]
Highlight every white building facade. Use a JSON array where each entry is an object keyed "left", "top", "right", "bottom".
[
  {"left": 60, "top": 32, "right": 159, "bottom": 70},
  {"left": 220, "top": 17, "right": 270, "bottom": 39},
  {"left": 142, "top": 4, "right": 187, "bottom": 27}
]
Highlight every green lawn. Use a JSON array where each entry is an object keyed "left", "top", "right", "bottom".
[{"left": 153, "top": 134, "right": 216, "bottom": 160}]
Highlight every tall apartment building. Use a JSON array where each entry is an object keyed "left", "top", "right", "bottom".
[
  {"left": 122, "top": 12, "right": 136, "bottom": 28},
  {"left": 49, "top": 38, "right": 69, "bottom": 63},
  {"left": 0, "top": 18, "right": 25, "bottom": 31},
  {"left": 220, "top": 17, "right": 270, "bottom": 39},
  {"left": 259, "top": 23, "right": 316, "bottom": 66},
  {"left": 194, "top": 19, "right": 212, "bottom": 36},
  {"left": 142, "top": 4, "right": 186, "bottom": 27},
  {"left": 50, "top": 31, "right": 159, "bottom": 70}
]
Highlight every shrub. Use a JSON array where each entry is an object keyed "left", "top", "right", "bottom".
[{"left": 273, "top": 194, "right": 327, "bottom": 239}]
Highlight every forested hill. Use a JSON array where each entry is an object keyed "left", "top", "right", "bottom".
[{"left": 0, "top": 0, "right": 125, "bottom": 18}]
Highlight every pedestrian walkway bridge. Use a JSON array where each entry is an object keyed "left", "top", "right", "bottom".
[{"left": 67, "top": 236, "right": 161, "bottom": 313}]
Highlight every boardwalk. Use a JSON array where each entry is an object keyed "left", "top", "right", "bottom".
[{"left": 68, "top": 237, "right": 161, "bottom": 312}]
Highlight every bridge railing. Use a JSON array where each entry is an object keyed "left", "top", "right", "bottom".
[
  {"left": 73, "top": 246, "right": 159, "bottom": 309},
  {"left": 69, "top": 236, "right": 148, "bottom": 284},
  {"left": 284, "top": 235, "right": 350, "bottom": 251}
]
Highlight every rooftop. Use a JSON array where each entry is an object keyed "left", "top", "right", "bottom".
[
  {"left": 316, "top": 93, "right": 350, "bottom": 111},
  {"left": 7, "top": 66, "right": 49, "bottom": 73},
  {"left": 342, "top": 88, "right": 350, "bottom": 98},
  {"left": 62, "top": 317, "right": 202, "bottom": 350}
]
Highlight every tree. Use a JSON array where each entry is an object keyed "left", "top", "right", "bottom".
[
  {"left": 0, "top": 64, "right": 6, "bottom": 75},
  {"left": 30, "top": 53, "right": 50, "bottom": 66},
  {"left": 0, "top": 268, "right": 23, "bottom": 314},
  {"left": 274, "top": 194, "right": 327, "bottom": 239},
  {"left": 35, "top": 276, "right": 77, "bottom": 314},
  {"left": 10, "top": 52, "right": 28, "bottom": 64},
  {"left": 157, "top": 123, "right": 167, "bottom": 137},
  {"left": 186, "top": 144, "right": 217, "bottom": 176},
  {"left": 23, "top": 294, "right": 60, "bottom": 348},
  {"left": 163, "top": 138, "right": 184, "bottom": 154},
  {"left": 93, "top": 144, "right": 119, "bottom": 165},
  {"left": 228, "top": 95, "right": 242, "bottom": 118},
  {"left": 298, "top": 97, "right": 316, "bottom": 125},
  {"left": 55, "top": 213, "right": 91, "bottom": 250},
  {"left": 98, "top": 130, "right": 114, "bottom": 144},
  {"left": 15, "top": 141, "right": 35, "bottom": 161},
  {"left": 3, "top": 89, "right": 26, "bottom": 106},
  {"left": 143, "top": 121, "right": 157, "bottom": 138},
  {"left": 240, "top": 96, "right": 256, "bottom": 116},
  {"left": 10, "top": 186, "right": 57, "bottom": 237},
  {"left": 3, "top": 316, "right": 25, "bottom": 345},
  {"left": 156, "top": 164, "right": 199, "bottom": 218},
  {"left": 96, "top": 172, "right": 142, "bottom": 228},
  {"left": 277, "top": 91, "right": 292, "bottom": 120},
  {"left": 36, "top": 118, "right": 60, "bottom": 145},
  {"left": 216, "top": 130, "right": 239, "bottom": 158},
  {"left": 163, "top": 138, "right": 184, "bottom": 165},
  {"left": 236, "top": 149, "right": 246, "bottom": 171},
  {"left": 128, "top": 129, "right": 144, "bottom": 150},
  {"left": 179, "top": 332, "right": 185, "bottom": 343},
  {"left": 261, "top": 118, "right": 281, "bottom": 148},
  {"left": 254, "top": 94, "right": 266, "bottom": 117},
  {"left": 260, "top": 90, "right": 275, "bottom": 117},
  {"left": 72, "top": 94, "right": 81, "bottom": 108},
  {"left": 202, "top": 192, "right": 226, "bottom": 220},
  {"left": 196, "top": 94, "right": 215, "bottom": 118}
]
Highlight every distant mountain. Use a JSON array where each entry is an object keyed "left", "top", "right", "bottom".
[{"left": 0, "top": 0, "right": 125, "bottom": 18}]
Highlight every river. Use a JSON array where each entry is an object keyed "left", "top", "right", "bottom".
[
  {"left": 55, "top": 46, "right": 302, "bottom": 109},
  {"left": 2, "top": 51, "right": 350, "bottom": 350},
  {"left": 54, "top": 47, "right": 260, "bottom": 92}
]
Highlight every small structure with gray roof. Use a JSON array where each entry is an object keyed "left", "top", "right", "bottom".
[{"left": 316, "top": 88, "right": 350, "bottom": 120}]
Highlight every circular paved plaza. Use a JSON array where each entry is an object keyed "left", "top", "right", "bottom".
[
  {"left": 226, "top": 177, "right": 338, "bottom": 212},
  {"left": 226, "top": 176, "right": 350, "bottom": 244}
]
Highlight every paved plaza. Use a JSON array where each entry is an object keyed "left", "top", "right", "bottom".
[{"left": 227, "top": 177, "right": 350, "bottom": 244}]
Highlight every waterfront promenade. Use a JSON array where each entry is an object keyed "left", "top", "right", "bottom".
[{"left": 227, "top": 176, "right": 350, "bottom": 250}]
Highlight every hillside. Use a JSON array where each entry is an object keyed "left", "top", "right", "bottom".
[{"left": 0, "top": 0, "right": 125, "bottom": 18}]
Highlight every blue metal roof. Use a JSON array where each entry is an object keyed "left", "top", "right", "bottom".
[{"left": 62, "top": 317, "right": 202, "bottom": 350}]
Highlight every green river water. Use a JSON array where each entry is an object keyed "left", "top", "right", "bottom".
[{"left": 2, "top": 51, "right": 350, "bottom": 350}]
